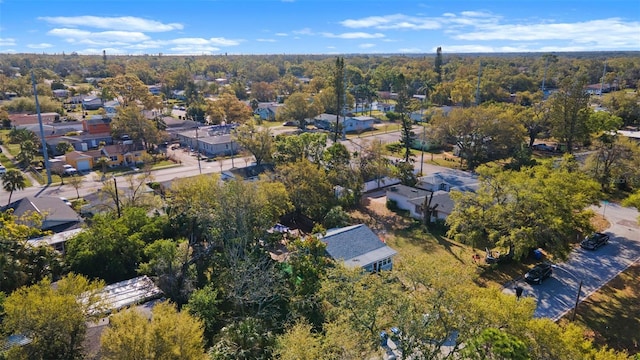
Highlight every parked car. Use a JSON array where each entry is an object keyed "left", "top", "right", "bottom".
[
  {"left": 63, "top": 164, "right": 77, "bottom": 175},
  {"left": 524, "top": 263, "right": 553, "bottom": 284},
  {"left": 532, "top": 143, "right": 556, "bottom": 152},
  {"left": 0, "top": 165, "right": 6, "bottom": 175},
  {"left": 59, "top": 197, "right": 72, "bottom": 206},
  {"left": 580, "top": 232, "right": 610, "bottom": 250}
]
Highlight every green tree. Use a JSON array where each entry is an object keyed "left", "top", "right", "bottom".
[
  {"left": 111, "top": 106, "right": 163, "bottom": 149},
  {"left": 100, "top": 74, "right": 159, "bottom": 109},
  {"left": 16, "top": 139, "right": 38, "bottom": 168},
  {"left": 274, "top": 320, "right": 324, "bottom": 360},
  {"left": 395, "top": 73, "right": 415, "bottom": 162},
  {"left": 432, "top": 104, "right": 526, "bottom": 169},
  {"left": 276, "top": 92, "right": 322, "bottom": 130},
  {"left": 185, "top": 284, "right": 223, "bottom": 343},
  {"left": 100, "top": 301, "right": 206, "bottom": 360},
  {"left": 276, "top": 159, "right": 333, "bottom": 219},
  {"left": 209, "top": 317, "right": 274, "bottom": 360},
  {"left": 446, "top": 163, "right": 600, "bottom": 259},
  {"left": 138, "top": 239, "right": 195, "bottom": 305},
  {"left": 2, "top": 274, "right": 105, "bottom": 360},
  {"left": 548, "top": 77, "right": 591, "bottom": 153},
  {"left": 65, "top": 208, "right": 164, "bottom": 283},
  {"left": 273, "top": 132, "right": 327, "bottom": 165},
  {"left": 55, "top": 141, "right": 73, "bottom": 155},
  {"left": 604, "top": 91, "right": 640, "bottom": 126},
  {"left": 0, "top": 210, "right": 62, "bottom": 294},
  {"left": 585, "top": 134, "right": 640, "bottom": 191},
  {"left": 2, "top": 169, "right": 27, "bottom": 205},
  {"left": 435, "top": 46, "right": 443, "bottom": 83},
  {"left": 233, "top": 121, "right": 274, "bottom": 166},
  {"left": 322, "top": 142, "right": 351, "bottom": 172},
  {"left": 461, "top": 328, "right": 530, "bottom": 360},
  {"left": 67, "top": 174, "right": 84, "bottom": 199}
]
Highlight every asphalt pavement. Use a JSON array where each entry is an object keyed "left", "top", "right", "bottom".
[{"left": 504, "top": 202, "right": 640, "bottom": 320}]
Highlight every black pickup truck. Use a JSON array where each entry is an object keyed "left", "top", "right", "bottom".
[{"left": 580, "top": 232, "right": 610, "bottom": 250}]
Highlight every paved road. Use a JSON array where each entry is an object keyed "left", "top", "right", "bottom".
[{"left": 504, "top": 202, "right": 640, "bottom": 320}]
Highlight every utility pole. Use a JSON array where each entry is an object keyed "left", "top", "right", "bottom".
[
  {"left": 571, "top": 280, "right": 583, "bottom": 321},
  {"left": 195, "top": 126, "right": 202, "bottom": 175},
  {"left": 420, "top": 127, "right": 426, "bottom": 175},
  {"left": 113, "top": 177, "right": 121, "bottom": 218},
  {"left": 31, "top": 70, "right": 52, "bottom": 184}
]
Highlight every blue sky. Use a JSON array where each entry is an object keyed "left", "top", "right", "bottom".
[{"left": 0, "top": 0, "right": 638, "bottom": 55}]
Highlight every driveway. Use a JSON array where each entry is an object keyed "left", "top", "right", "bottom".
[{"left": 504, "top": 202, "right": 640, "bottom": 320}]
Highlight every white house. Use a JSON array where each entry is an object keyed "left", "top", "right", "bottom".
[
  {"left": 343, "top": 116, "right": 375, "bottom": 133},
  {"left": 321, "top": 224, "right": 397, "bottom": 272}
]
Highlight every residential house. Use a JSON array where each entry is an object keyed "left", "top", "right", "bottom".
[
  {"left": 585, "top": 83, "right": 612, "bottom": 95},
  {"left": 385, "top": 184, "right": 456, "bottom": 222},
  {"left": 416, "top": 171, "right": 480, "bottom": 193},
  {"left": 172, "top": 90, "right": 186, "bottom": 101},
  {"left": 82, "top": 97, "right": 103, "bottom": 110},
  {"left": 65, "top": 150, "right": 93, "bottom": 171},
  {"left": 409, "top": 111, "right": 425, "bottom": 122},
  {"left": 83, "top": 116, "right": 112, "bottom": 134},
  {"left": 148, "top": 85, "right": 162, "bottom": 95},
  {"left": 386, "top": 185, "right": 431, "bottom": 218},
  {"left": 100, "top": 143, "right": 146, "bottom": 166},
  {"left": 103, "top": 100, "right": 120, "bottom": 116},
  {"left": 8, "top": 112, "right": 60, "bottom": 126},
  {"left": 320, "top": 224, "right": 397, "bottom": 272},
  {"left": 176, "top": 125, "right": 239, "bottom": 157},
  {"left": 3, "top": 196, "right": 82, "bottom": 232},
  {"left": 618, "top": 129, "right": 640, "bottom": 143},
  {"left": 254, "top": 102, "right": 282, "bottom": 121},
  {"left": 27, "top": 228, "right": 84, "bottom": 254},
  {"left": 315, "top": 113, "right": 373, "bottom": 132},
  {"left": 372, "top": 101, "right": 396, "bottom": 112},
  {"left": 52, "top": 89, "right": 69, "bottom": 98}
]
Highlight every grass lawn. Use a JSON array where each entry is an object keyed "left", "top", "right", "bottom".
[{"left": 566, "top": 262, "right": 640, "bottom": 354}]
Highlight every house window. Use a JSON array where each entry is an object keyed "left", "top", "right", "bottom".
[{"left": 110, "top": 156, "right": 118, "bottom": 161}]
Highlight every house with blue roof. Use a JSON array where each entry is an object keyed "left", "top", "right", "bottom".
[{"left": 320, "top": 224, "right": 397, "bottom": 272}]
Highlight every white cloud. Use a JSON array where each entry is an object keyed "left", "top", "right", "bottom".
[
  {"left": 398, "top": 47, "right": 422, "bottom": 53},
  {"left": 169, "top": 45, "right": 221, "bottom": 54},
  {"left": 341, "top": 14, "right": 440, "bottom": 30},
  {"left": 48, "top": 28, "right": 150, "bottom": 45},
  {"left": 439, "top": 44, "right": 497, "bottom": 53},
  {"left": 453, "top": 18, "right": 640, "bottom": 49},
  {"left": 275, "top": 33, "right": 288, "bottom": 37},
  {"left": 38, "top": 16, "right": 183, "bottom": 32},
  {"left": 27, "top": 43, "right": 54, "bottom": 49},
  {"left": 359, "top": 43, "right": 376, "bottom": 49},
  {"left": 293, "top": 28, "right": 313, "bottom": 35},
  {"left": 256, "top": 38, "right": 277, "bottom": 42},
  {"left": 322, "top": 32, "right": 385, "bottom": 39},
  {"left": 0, "top": 38, "right": 16, "bottom": 46},
  {"left": 170, "top": 37, "right": 240, "bottom": 46}
]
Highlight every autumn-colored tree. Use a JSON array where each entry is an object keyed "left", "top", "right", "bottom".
[
  {"left": 101, "top": 301, "right": 207, "bottom": 360},
  {"left": 206, "top": 93, "right": 252, "bottom": 124},
  {"left": 276, "top": 92, "right": 323, "bottom": 130},
  {"left": 2, "top": 274, "right": 105, "bottom": 360},
  {"left": 233, "top": 121, "right": 273, "bottom": 166}
]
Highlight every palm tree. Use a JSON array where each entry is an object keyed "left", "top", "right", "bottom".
[{"left": 2, "top": 169, "right": 27, "bottom": 205}]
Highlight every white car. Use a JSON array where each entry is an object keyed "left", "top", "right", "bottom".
[
  {"left": 59, "top": 197, "right": 72, "bottom": 206},
  {"left": 0, "top": 165, "right": 6, "bottom": 175},
  {"left": 63, "top": 164, "right": 78, "bottom": 175}
]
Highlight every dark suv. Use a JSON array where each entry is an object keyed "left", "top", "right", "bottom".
[
  {"left": 524, "top": 263, "right": 553, "bottom": 284},
  {"left": 580, "top": 233, "right": 610, "bottom": 250}
]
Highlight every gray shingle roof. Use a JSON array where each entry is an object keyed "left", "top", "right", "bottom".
[{"left": 321, "top": 224, "right": 396, "bottom": 267}]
